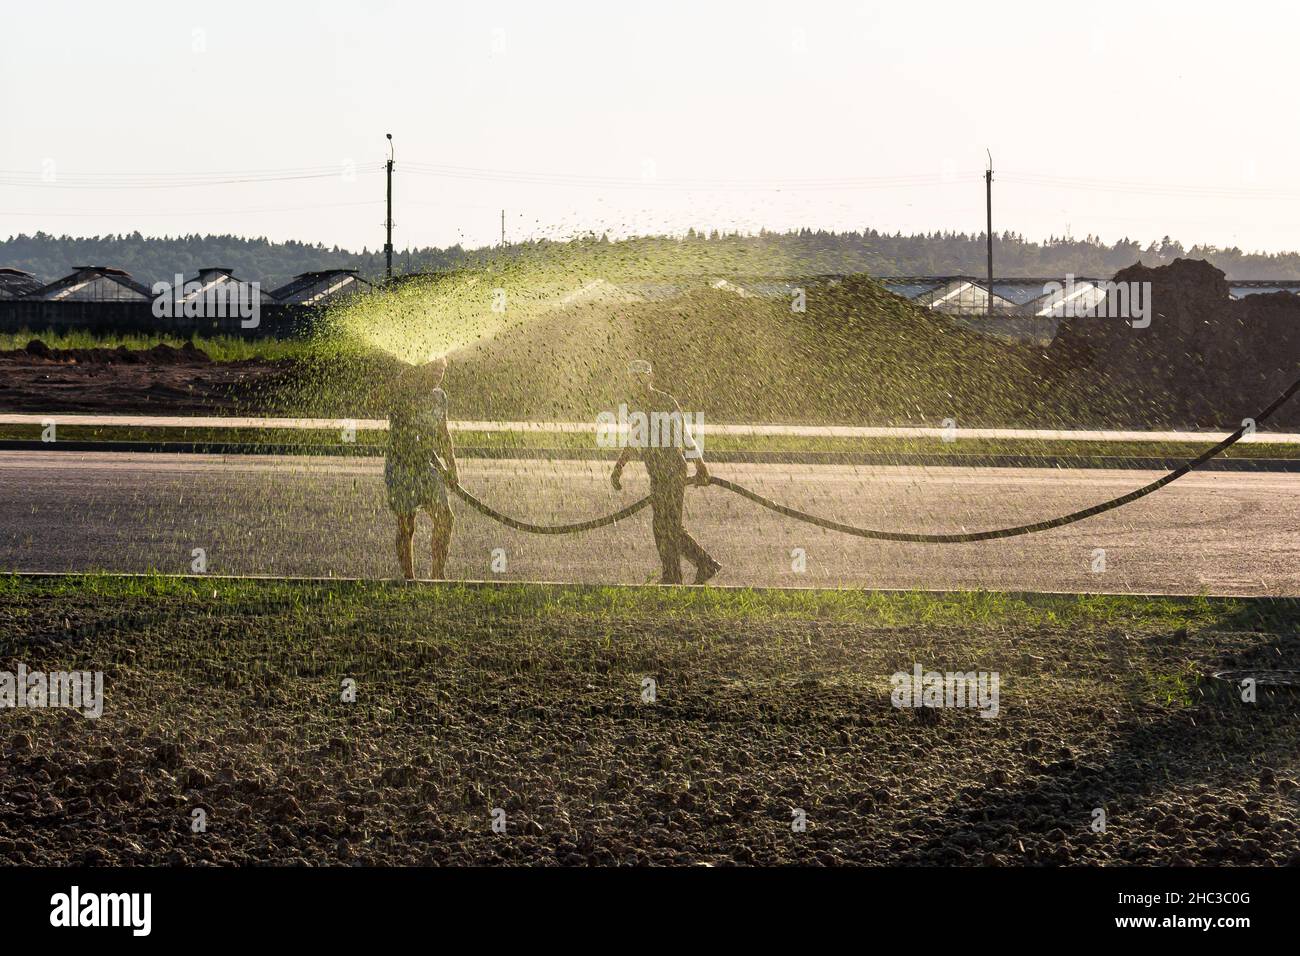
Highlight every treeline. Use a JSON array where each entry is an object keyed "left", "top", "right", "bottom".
[{"left": 4, "top": 229, "right": 1300, "bottom": 285}]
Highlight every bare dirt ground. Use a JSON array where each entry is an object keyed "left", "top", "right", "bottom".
[
  {"left": 1, "top": 579, "right": 1297, "bottom": 866},
  {"left": 0, "top": 342, "right": 281, "bottom": 414}
]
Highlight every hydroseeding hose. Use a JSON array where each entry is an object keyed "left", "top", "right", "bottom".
[{"left": 450, "top": 370, "right": 1300, "bottom": 543}]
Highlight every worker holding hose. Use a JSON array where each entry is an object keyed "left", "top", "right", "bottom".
[
  {"left": 611, "top": 360, "right": 722, "bottom": 585},
  {"left": 385, "top": 356, "right": 458, "bottom": 580}
]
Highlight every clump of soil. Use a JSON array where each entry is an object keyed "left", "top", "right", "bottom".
[{"left": 10, "top": 338, "right": 214, "bottom": 366}]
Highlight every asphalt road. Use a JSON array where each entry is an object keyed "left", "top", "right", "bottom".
[{"left": 1, "top": 450, "right": 1297, "bottom": 595}]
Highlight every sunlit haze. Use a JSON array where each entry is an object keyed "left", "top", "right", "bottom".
[{"left": 4, "top": 0, "right": 1298, "bottom": 252}]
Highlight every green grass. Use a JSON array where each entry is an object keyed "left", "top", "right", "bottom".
[
  {"left": 0, "top": 328, "right": 310, "bottom": 362},
  {"left": 0, "top": 572, "right": 1283, "bottom": 633},
  {"left": 1139, "top": 660, "right": 1206, "bottom": 708}
]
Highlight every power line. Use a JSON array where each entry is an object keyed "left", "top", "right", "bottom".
[
  {"left": 6, "top": 159, "right": 1300, "bottom": 202},
  {"left": 999, "top": 172, "right": 1300, "bottom": 202},
  {"left": 0, "top": 199, "right": 383, "bottom": 217},
  {"left": 400, "top": 162, "right": 977, "bottom": 192},
  {"left": 0, "top": 163, "right": 351, "bottom": 177},
  {"left": 0, "top": 169, "right": 381, "bottom": 190}
]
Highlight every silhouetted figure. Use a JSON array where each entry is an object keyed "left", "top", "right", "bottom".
[
  {"left": 386, "top": 357, "right": 458, "bottom": 579},
  {"left": 611, "top": 360, "right": 721, "bottom": 585}
]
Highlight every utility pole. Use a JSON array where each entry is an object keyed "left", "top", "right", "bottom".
[
  {"left": 385, "top": 133, "right": 395, "bottom": 281},
  {"left": 501, "top": 209, "right": 505, "bottom": 247},
  {"left": 985, "top": 149, "right": 994, "bottom": 319}
]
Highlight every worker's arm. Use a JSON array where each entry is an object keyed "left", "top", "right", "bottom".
[
  {"left": 435, "top": 404, "right": 458, "bottom": 486},
  {"left": 678, "top": 398, "right": 709, "bottom": 486},
  {"left": 690, "top": 454, "right": 710, "bottom": 486},
  {"left": 611, "top": 445, "right": 635, "bottom": 490}
]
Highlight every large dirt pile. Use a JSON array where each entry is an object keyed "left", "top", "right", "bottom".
[
  {"left": 793, "top": 277, "right": 1048, "bottom": 424},
  {"left": 1050, "top": 258, "right": 1300, "bottom": 427},
  {"left": 431, "top": 276, "right": 1047, "bottom": 424},
  {"left": 18, "top": 260, "right": 1297, "bottom": 428},
  {"left": 3, "top": 273, "right": 1051, "bottom": 424},
  {"left": 441, "top": 286, "right": 810, "bottom": 421}
]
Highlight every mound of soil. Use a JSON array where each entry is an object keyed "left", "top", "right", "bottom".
[
  {"left": 315, "top": 278, "right": 1048, "bottom": 425},
  {"left": 1050, "top": 258, "right": 1300, "bottom": 428},
  {"left": 5, "top": 260, "right": 1300, "bottom": 428}
]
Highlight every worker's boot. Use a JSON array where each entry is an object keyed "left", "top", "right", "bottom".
[{"left": 693, "top": 556, "right": 722, "bottom": 585}]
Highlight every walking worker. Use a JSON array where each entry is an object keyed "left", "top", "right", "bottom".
[
  {"left": 610, "top": 359, "right": 722, "bottom": 585},
  {"left": 385, "top": 356, "right": 458, "bottom": 580}
]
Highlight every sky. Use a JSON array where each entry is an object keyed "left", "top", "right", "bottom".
[{"left": 3, "top": 0, "right": 1299, "bottom": 254}]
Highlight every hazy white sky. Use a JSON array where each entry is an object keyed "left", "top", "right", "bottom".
[{"left": 3, "top": 0, "right": 1299, "bottom": 253}]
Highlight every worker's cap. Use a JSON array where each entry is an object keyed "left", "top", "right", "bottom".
[{"left": 627, "top": 359, "right": 653, "bottom": 375}]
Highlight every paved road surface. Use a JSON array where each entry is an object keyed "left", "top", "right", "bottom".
[{"left": 1, "top": 451, "right": 1297, "bottom": 594}]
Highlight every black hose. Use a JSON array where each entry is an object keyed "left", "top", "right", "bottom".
[
  {"left": 448, "top": 369, "right": 1300, "bottom": 542},
  {"left": 450, "top": 482, "right": 652, "bottom": 533}
]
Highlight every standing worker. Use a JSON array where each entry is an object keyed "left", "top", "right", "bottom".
[
  {"left": 610, "top": 360, "right": 722, "bottom": 585},
  {"left": 385, "top": 356, "right": 458, "bottom": 580}
]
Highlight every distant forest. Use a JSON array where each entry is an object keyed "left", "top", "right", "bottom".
[{"left": 4, "top": 229, "right": 1300, "bottom": 288}]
